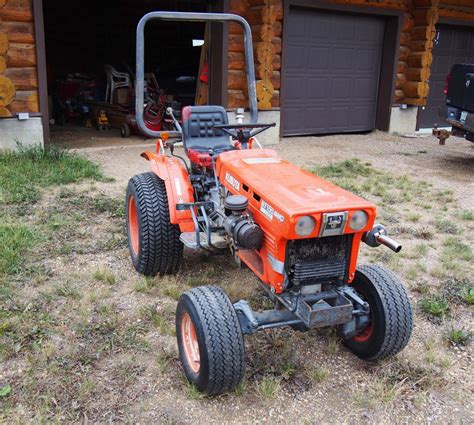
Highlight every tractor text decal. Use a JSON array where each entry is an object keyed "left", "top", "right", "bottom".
[
  {"left": 225, "top": 172, "right": 240, "bottom": 192},
  {"left": 260, "top": 200, "right": 284, "bottom": 223}
]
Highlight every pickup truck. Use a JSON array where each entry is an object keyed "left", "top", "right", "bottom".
[{"left": 433, "top": 63, "right": 474, "bottom": 144}]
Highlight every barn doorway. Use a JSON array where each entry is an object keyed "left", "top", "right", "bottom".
[{"left": 41, "top": 0, "right": 221, "bottom": 146}]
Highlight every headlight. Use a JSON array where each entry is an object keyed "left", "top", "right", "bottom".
[
  {"left": 295, "top": 216, "right": 315, "bottom": 236},
  {"left": 349, "top": 210, "right": 368, "bottom": 231}
]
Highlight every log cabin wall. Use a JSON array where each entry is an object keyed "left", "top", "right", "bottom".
[
  {"left": 228, "top": 0, "right": 283, "bottom": 110},
  {"left": 0, "top": 0, "right": 39, "bottom": 118},
  {"left": 227, "top": 0, "right": 474, "bottom": 112}
]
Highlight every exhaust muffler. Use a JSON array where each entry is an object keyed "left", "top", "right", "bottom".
[{"left": 363, "top": 224, "right": 402, "bottom": 253}]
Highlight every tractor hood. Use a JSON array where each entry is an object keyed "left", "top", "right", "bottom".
[{"left": 216, "top": 149, "right": 376, "bottom": 218}]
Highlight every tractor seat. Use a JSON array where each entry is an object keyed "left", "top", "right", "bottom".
[{"left": 181, "top": 105, "right": 233, "bottom": 154}]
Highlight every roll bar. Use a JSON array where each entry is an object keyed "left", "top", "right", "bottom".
[{"left": 136, "top": 11, "right": 258, "bottom": 139}]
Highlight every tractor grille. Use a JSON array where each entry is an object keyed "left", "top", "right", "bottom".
[{"left": 285, "top": 235, "right": 352, "bottom": 286}]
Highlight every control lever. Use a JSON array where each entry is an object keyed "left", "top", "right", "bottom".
[{"left": 166, "top": 107, "right": 182, "bottom": 133}]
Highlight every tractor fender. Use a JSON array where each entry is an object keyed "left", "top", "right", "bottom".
[{"left": 141, "top": 151, "right": 195, "bottom": 231}]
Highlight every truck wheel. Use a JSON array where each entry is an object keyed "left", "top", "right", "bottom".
[
  {"left": 126, "top": 172, "right": 183, "bottom": 276},
  {"left": 345, "top": 265, "right": 413, "bottom": 361},
  {"left": 176, "top": 286, "right": 245, "bottom": 395}
]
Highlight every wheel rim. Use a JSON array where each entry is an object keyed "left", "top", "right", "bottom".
[
  {"left": 353, "top": 288, "right": 374, "bottom": 342},
  {"left": 181, "top": 312, "right": 200, "bottom": 373},
  {"left": 128, "top": 196, "right": 139, "bottom": 255},
  {"left": 353, "top": 323, "right": 374, "bottom": 342}
]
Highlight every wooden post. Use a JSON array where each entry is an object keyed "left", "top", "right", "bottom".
[{"left": 195, "top": 24, "right": 210, "bottom": 105}]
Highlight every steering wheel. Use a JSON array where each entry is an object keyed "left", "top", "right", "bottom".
[{"left": 211, "top": 123, "right": 276, "bottom": 141}]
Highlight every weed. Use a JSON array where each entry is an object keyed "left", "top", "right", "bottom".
[
  {"left": 54, "top": 282, "right": 82, "bottom": 300},
  {"left": 92, "top": 269, "right": 117, "bottom": 285},
  {"left": 0, "top": 144, "right": 104, "bottom": 204},
  {"left": 140, "top": 305, "right": 175, "bottom": 336},
  {"left": 445, "top": 326, "right": 472, "bottom": 346},
  {"left": 440, "top": 278, "right": 474, "bottom": 306},
  {"left": 434, "top": 190, "right": 454, "bottom": 204},
  {"left": 435, "top": 218, "right": 460, "bottom": 235},
  {"left": 442, "top": 237, "right": 473, "bottom": 263},
  {"left": 230, "top": 379, "right": 247, "bottom": 397},
  {"left": 462, "top": 287, "right": 474, "bottom": 305},
  {"left": 163, "top": 286, "right": 182, "bottom": 301},
  {"left": 459, "top": 210, "right": 474, "bottom": 221},
  {"left": 405, "top": 263, "right": 427, "bottom": 281},
  {"left": 419, "top": 294, "right": 450, "bottom": 318},
  {"left": 323, "top": 329, "right": 340, "bottom": 355},
  {"left": 183, "top": 379, "right": 205, "bottom": 400},
  {"left": 0, "top": 384, "right": 12, "bottom": 398},
  {"left": 133, "top": 277, "right": 157, "bottom": 293},
  {"left": 308, "top": 366, "right": 328, "bottom": 383},
  {"left": 378, "top": 356, "right": 446, "bottom": 391},
  {"left": 255, "top": 377, "right": 281, "bottom": 399},
  {"left": 58, "top": 187, "right": 75, "bottom": 199},
  {"left": 412, "top": 226, "right": 434, "bottom": 240},
  {"left": 406, "top": 213, "right": 421, "bottom": 223},
  {"left": 353, "top": 378, "right": 403, "bottom": 408},
  {"left": 411, "top": 279, "right": 430, "bottom": 295},
  {"left": 93, "top": 195, "right": 125, "bottom": 217},
  {"left": 157, "top": 349, "right": 176, "bottom": 372},
  {"left": 79, "top": 379, "right": 95, "bottom": 401}
]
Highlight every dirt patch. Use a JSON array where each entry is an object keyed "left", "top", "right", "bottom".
[{"left": 1, "top": 130, "right": 473, "bottom": 423}]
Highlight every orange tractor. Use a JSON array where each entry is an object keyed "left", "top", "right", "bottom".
[{"left": 126, "top": 12, "right": 413, "bottom": 395}]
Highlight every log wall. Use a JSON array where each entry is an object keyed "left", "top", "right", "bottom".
[
  {"left": 228, "top": 0, "right": 283, "bottom": 110},
  {"left": 0, "top": 0, "right": 38, "bottom": 118}
]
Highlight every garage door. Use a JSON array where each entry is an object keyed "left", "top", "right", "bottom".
[
  {"left": 418, "top": 25, "right": 474, "bottom": 129},
  {"left": 281, "top": 8, "right": 385, "bottom": 136}
]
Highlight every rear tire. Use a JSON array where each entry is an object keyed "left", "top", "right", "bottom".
[
  {"left": 126, "top": 172, "right": 183, "bottom": 276},
  {"left": 176, "top": 286, "right": 245, "bottom": 395},
  {"left": 345, "top": 265, "right": 413, "bottom": 361}
]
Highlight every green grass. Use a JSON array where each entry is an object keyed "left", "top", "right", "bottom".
[
  {"left": 139, "top": 305, "right": 175, "bottom": 335},
  {"left": 0, "top": 224, "right": 37, "bottom": 276},
  {"left": 308, "top": 366, "right": 328, "bottom": 383},
  {"left": 435, "top": 218, "right": 460, "bottom": 235},
  {"left": 0, "top": 144, "right": 104, "bottom": 204},
  {"left": 314, "top": 158, "right": 374, "bottom": 179},
  {"left": 133, "top": 277, "right": 157, "bottom": 294},
  {"left": 442, "top": 237, "right": 473, "bottom": 263},
  {"left": 53, "top": 282, "right": 82, "bottom": 300},
  {"left": 92, "top": 269, "right": 117, "bottom": 285},
  {"left": 254, "top": 377, "right": 281, "bottom": 399}
]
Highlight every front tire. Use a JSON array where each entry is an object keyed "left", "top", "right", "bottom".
[
  {"left": 345, "top": 265, "right": 413, "bottom": 361},
  {"left": 176, "top": 286, "right": 245, "bottom": 395},
  {"left": 126, "top": 172, "right": 183, "bottom": 276}
]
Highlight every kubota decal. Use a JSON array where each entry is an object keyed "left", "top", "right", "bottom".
[
  {"left": 225, "top": 172, "right": 240, "bottom": 192},
  {"left": 260, "top": 200, "right": 284, "bottom": 223}
]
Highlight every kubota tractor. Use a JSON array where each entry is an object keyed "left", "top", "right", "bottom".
[{"left": 126, "top": 12, "right": 413, "bottom": 395}]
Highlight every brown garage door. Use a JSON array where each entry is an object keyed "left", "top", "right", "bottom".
[
  {"left": 281, "top": 7, "right": 385, "bottom": 136},
  {"left": 418, "top": 24, "right": 474, "bottom": 129}
]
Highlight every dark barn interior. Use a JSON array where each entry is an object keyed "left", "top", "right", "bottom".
[{"left": 42, "top": 0, "right": 209, "bottom": 137}]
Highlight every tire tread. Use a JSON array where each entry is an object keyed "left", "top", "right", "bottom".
[
  {"left": 357, "top": 264, "right": 413, "bottom": 360},
  {"left": 126, "top": 172, "right": 183, "bottom": 276},
  {"left": 180, "top": 286, "right": 245, "bottom": 395}
]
